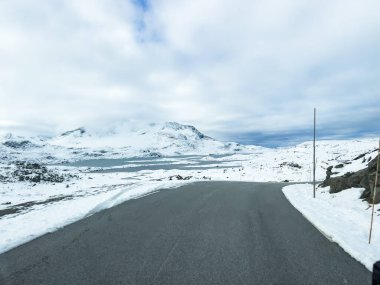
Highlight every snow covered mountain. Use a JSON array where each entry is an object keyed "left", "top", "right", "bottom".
[
  {"left": 1, "top": 121, "right": 378, "bottom": 174},
  {"left": 0, "top": 122, "right": 244, "bottom": 162}
]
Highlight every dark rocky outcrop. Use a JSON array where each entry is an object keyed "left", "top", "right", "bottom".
[
  {"left": 279, "top": 162, "right": 302, "bottom": 169},
  {"left": 325, "top": 166, "right": 338, "bottom": 179},
  {"left": 0, "top": 161, "right": 78, "bottom": 184},
  {"left": 3, "top": 140, "right": 38, "bottom": 149},
  {"left": 169, "top": 174, "right": 192, "bottom": 180},
  {"left": 60, "top": 127, "right": 86, "bottom": 137},
  {"left": 321, "top": 155, "right": 380, "bottom": 203}
]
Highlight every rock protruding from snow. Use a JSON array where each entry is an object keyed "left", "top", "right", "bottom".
[
  {"left": 0, "top": 161, "right": 78, "bottom": 184},
  {"left": 321, "top": 154, "right": 380, "bottom": 203},
  {"left": 1, "top": 134, "right": 45, "bottom": 150},
  {"left": 60, "top": 127, "right": 86, "bottom": 137},
  {"left": 3, "top": 140, "right": 38, "bottom": 149}
]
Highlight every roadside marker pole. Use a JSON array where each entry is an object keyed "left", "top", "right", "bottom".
[
  {"left": 369, "top": 139, "right": 380, "bottom": 244},
  {"left": 313, "top": 108, "right": 316, "bottom": 198}
]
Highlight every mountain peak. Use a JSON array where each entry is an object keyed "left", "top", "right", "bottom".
[
  {"left": 162, "top": 122, "right": 211, "bottom": 140},
  {"left": 60, "top": 127, "right": 86, "bottom": 137}
]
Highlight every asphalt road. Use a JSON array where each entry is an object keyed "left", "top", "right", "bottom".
[{"left": 0, "top": 182, "right": 371, "bottom": 284}]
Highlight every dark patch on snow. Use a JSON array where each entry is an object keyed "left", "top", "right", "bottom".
[
  {"left": 0, "top": 161, "right": 79, "bottom": 184},
  {"left": 0, "top": 195, "right": 73, "bottom": 218},
  {"left": 169, "top": 174, "right": 192, "bottom": 180},
  {"left": 60, "top": 127, "right": 86, "bottom": 137},
  {"left": 279, "top": 162, "right": 302, "bottom": 169},
  {"left": 3, "top": 140, "right": 39, "bottom": 149}
]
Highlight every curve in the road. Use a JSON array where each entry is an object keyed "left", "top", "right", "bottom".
[{"left": 0, "top": 182, "right": 371, "bottom": 284}]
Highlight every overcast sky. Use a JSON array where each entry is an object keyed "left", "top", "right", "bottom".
[{"left": 1, "top": 0, "right": 379, "bottom": 146}]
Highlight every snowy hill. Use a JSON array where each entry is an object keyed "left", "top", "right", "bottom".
[
  {"left": 50, "top": 122, "right": 214, "bottom": 148},
  {"left": 224, "top": 137, "right": 379, "bottom": 182},
  {"left": 0, "top": 122, "right": 244, "bottom": 163},
  {"left": 1, "top": 121, "right": 377, "bottom": 175}
]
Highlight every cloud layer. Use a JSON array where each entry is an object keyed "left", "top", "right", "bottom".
[{"left": 1, "top": 0, "right": 379, "bottom": 145}]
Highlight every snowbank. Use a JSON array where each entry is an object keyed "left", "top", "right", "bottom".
[
  {"left": 0, "top": 177, "right": 188, "bottom": 254},
  {"left": 282, "top": 184, "right": 380, "bottom": 271}
]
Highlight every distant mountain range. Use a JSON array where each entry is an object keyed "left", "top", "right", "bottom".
[
  {"left": 0, "top": 122, "right": 245, "bottom": 163},
  {"left": 1, "top": 121, "right": 378, "bottom": 182}
]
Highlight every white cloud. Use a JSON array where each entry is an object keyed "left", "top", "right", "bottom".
[{"left": 0, "top": 0, "right": 379, "bottom": 141}]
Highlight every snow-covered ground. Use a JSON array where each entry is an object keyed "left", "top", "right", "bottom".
[
  {"left": 0, "top": 121, "right": 379, "bottom": 266},
  {"left": 0, "top": 172, "right": 188, "bottom": 254},
  {"left": 283, "top": 184, "right": 380, "bottom": 271}
]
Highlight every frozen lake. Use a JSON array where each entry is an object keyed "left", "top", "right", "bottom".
[{"left": 59, "top": 154, "right": 244, "bottom": 173}]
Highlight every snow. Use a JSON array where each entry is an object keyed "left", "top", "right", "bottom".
[
  {"left": 0, "top": 122, "right": 244, "bottom": 164},
  {"left": 0, "top": 172, "right": 188, "bottom": 254},
  {"left": 283, "top": 184, "right": 380, "bottom": 271},
  {"left": 1, "top": 121, "right": 379, "bottom": 265},
  {"left": 46, "top": 121, "right": 243, "bottom": 158}
]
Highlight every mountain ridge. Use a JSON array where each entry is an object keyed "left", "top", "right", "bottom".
[{"left": 0, "top": 121, "right": 243, "bottom": 163}]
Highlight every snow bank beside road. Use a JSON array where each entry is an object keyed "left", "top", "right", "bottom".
[
  {"left": 283, "top": 184, "right": 380, "bottom": 271},
  {"left": 0, "top": 177, "right": 188, "bottom": 255}
]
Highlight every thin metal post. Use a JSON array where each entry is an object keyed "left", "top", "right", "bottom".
[
  {"left": 313, "top": 108, "right": 316, "bottom": 198},
  {"left": 369, "top": 139, "right": 380, "bottom": 244}
]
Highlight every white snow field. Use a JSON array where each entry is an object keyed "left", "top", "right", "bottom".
[
  {"left": 0, "top": 121, "right": 379, "bottom": 267},
  {"left": 283, "top": 184, "right": 380, "bottom": 271},
  {"left": 0, "top": 174, "right": 187, "bottom": 254}
]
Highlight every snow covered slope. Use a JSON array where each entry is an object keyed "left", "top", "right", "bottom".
[
  {"left": 50, "top": 122, "right": 229, "bottom": 149},
  {"left": 228, "top": 138, "right": 379, "bottom": 182},
  {"left": 0, "top": 122, "right": 244, "bottom": 163}
]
